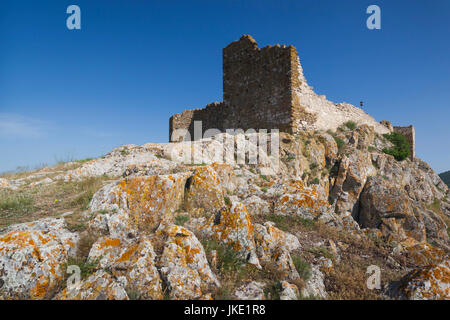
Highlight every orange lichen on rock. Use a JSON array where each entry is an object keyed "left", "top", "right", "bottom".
[
  {"left": 56, "top": 270, "right": 129, "bottom": 300},
  {"left": 0, "top": 222, "right": 78, "bottom": 300},
  {"left": 253, "top": 222, "right": 301, "bottom": 280},
  {"left": 395, "top": 260, "right": 450, "bottom": 300},
  {"left": 184, "top": 166, "right": 226, "bottom": 215},
  {"left": 210, "top": 162, "right": 237, "bottom": 193},
  {"left": 91, "top": 172, "right": 189, "bottom": 232},
  {"left": 160, "top": 225, "right": 220, "bottom": 299},
  {"left": 202, "top": 201, "right": 260, "bottom": 267},
  {"left": 87, "top": 236, "right": 163, "bottom": 300},
  {"left": 396, "top": 237, "right": 447, "bottom": 267},
  {"left": 274, "top": 179, "right": 330, "bottom": 218}
]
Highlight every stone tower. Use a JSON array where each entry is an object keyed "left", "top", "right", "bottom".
[{"left": 169, "top": 35, "right": 415, "bottom": 160}]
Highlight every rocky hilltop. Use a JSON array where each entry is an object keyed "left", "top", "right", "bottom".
[{"left": 1, "top": 124, "right": 449, "bottom": 300}]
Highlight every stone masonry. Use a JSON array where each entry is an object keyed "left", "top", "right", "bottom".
[
  {"left": 169, "top": 35, "right": 415, "bottom": 159},
  {"left": 393, "top": 125, "right": 415, "bottom": 160}
]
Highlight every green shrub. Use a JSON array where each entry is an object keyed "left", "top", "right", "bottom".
[
  {"left": 382, "top": 132, "right": 410, "bottom": 161},
  {"left": 344, "top": 121, "right": 357, "bottom": 130},
  {"left": 264, "top": 282, "right": 282, "bottom": 300},
  {"left": 175, "top": 214, "right": 189, "bottom": 226},
  {"left": 328, "top": 195, "right": 334, "bottom": 205},
  {"left": 333, "top": 136, "right": 345, "bottom": 151},
  {"left": 201, "top": 239, "right": 246, "bottom": 274},
  {"left": 311, "top": 178, "right": 320, "bottom": 185},
  {"left": 64, "top": 257, "right": 98, "bottom": 280}
]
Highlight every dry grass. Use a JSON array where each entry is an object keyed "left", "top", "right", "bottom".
[
  {"left": 200, "top": 238, "right": 288, "bottom": 300},
  {"left": 251, "top": 214, "right": 407, "bottom": 300},
  {"left": 0, "top": 175, "right": 112, "bottom": 229}
]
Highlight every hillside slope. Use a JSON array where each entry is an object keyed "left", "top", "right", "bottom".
[{"left": 1, "top": 124, "right": 449, "bottom": 300}]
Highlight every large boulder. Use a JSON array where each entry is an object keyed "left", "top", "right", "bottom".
[
  {"left": 87, "top": 236, "right": 163, "bottom": 300},
  {"left": 184, "top": 166, "right": 226, "bottom": 216},
  {"left": 160, "top": 225, "right": 220, "bottom": 300},
  {"left": 56, "top": 270, "right": 129, "bottom": 300},
  {"left": 0, "top": 218, "right": 79, "bottom": 299},
  {"left": 200, "top": 202, "right": 260, "bottom": 267},
  {"left": 391, "top": 260, "right": 450, "bottom": 300},
  {"left": 331, "top": 150, "right": 376, "bottom": 216},
  {"left": 90, "top": 173, "right": 189, "bottom": 233},
  {"left": 359, "top": 176, "right": 426, "bottom": 242},
  {"left": 274, "top": 180, "right": 332, "bottom": 219},
  {"left": 233, "top": 281, "right": 265, "bottom": 300}
]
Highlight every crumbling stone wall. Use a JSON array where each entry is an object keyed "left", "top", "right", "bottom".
[
  {"left": 169, "top": 35, "right": 415, "bottom": 157},
  {"left": 169, "top": 102, "right": 228, "bottom": 141},
  {"left": 169, "top": 35, "right": 299, "bottom": 141},
  {"left": 222, "top": 35, "right": 294, "bottom": 132},
  {"left": 393, "top": 125, "right": 415, "bottom": 160}
]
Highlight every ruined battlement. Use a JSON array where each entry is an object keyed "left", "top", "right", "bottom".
[
  {"left": 169, "top": 35, "right": 415, "bottom": 159},
  {"left": 393, "top": 125, "right": 415, "bottom": 160}
]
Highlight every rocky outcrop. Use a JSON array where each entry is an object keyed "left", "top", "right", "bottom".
[
  {"left": 160, "top": 225, "right": 220, "bottom": 300},
  {"left": 56, "top": 270, "right": 129, "bottom": 300},
  {"left": 184, "top": 166, "right": 226, "bottom": 216},
  {"left": 0, "top": 126, "right": 448, "bottom": 300},
  {"left": 0, "top": 218, "right": 79, "bottom": 299},
  {"left": 90, "top": 173, "right": 190, "bottom": 234},
  {"left": 233, "top": 281, "right": 265, "bottom": 300},
  {"left": 87, "top": 236, "right": 163, "bottom": 300},
  {"left": 301, "top": 264, "right": 327, "bottom": 299},
  {"left": 254, "top": 222, "right": 301, "bottom": 280},
  {"left": 390, "top": 260, "right": 450, "bottom": 300},
  {"left": 359, "top": 176, "right": 425, "bottom": 242},
  {"left": 200, "top": 201, "right": 260, "bottom": 267},
  {"left": 280, "top": 281, "right": 300, "bottom": 300}
]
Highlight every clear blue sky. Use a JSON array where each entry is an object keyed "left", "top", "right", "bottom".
[{"left": 1, "top": 0, "right": 449, "bottom": 173}]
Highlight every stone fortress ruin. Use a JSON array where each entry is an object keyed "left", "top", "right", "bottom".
[{"left": 169, "top": 35, "right": 415, "bottom": 160}]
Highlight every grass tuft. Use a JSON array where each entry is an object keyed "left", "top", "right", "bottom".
[
  {"left": 292, "top": 254, "right": 312, "bottom": 281},
  {"left": 344, "top": 121, "right": 357, "bottom": 130},
  {"left": 175, "top": 214, "right": 189, "bottom": 226}
]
